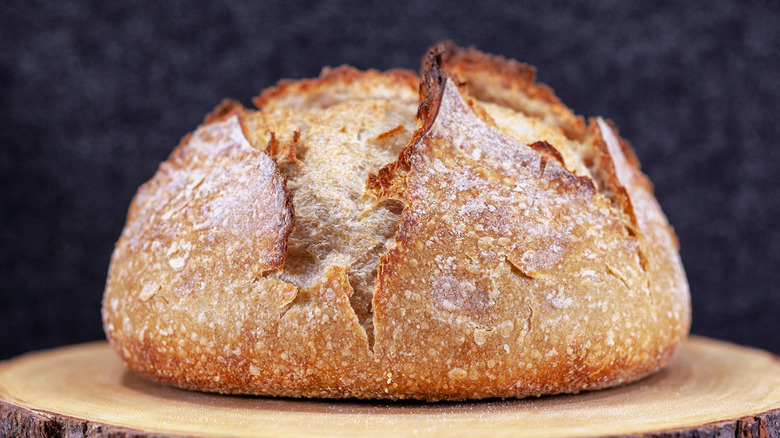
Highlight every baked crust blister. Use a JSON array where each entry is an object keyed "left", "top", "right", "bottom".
[{"left": 102, "top": 42, "right": 690, "bottom": 400}]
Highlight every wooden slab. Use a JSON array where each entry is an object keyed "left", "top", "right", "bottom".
[{"left": 1, "top": 336, "right": 780, "bottom": 437}]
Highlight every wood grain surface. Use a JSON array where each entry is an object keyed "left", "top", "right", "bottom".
[{"left": 2, "top": 336, "right": 780, "bottom": 437}]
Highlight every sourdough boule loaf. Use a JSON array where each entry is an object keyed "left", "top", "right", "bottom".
[{"left": 102, "top": 41, "right": 690, "bottom": 400}]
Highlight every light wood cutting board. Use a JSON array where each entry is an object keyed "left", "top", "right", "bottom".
[{"left": 1, "top": 336, "right": 779, "bottom": 437}]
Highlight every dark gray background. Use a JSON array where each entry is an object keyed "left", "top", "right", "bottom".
[{"left": 2, "top": 0, "right": 778, "bottom": 361}]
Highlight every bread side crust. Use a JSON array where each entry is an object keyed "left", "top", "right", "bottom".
[{"left": 102, "top": 111, "right": 297, "bottom": 391}]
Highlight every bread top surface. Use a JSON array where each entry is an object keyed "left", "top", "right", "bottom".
[{"left": 102, "top": 42, "right": 690, "bottom": 400}]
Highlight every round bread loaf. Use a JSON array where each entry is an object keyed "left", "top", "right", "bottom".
[{"left": 102, "top": 42, "right": 690, "bottom": 400}]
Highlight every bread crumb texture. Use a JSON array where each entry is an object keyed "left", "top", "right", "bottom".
[{"left": 102, "top": 42, "right": 690, "bottom": 400}]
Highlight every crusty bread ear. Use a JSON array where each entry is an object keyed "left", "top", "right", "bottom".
[{"left": 102, "top": 42, "right": 689, "bottom": 400}]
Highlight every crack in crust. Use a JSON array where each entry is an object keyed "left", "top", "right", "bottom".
[
  {"left": 366, "top": 48, "right": 448, "bottom": 201},
  {"left": 241, "top": 65, "right": 421, "bottom": 351}
]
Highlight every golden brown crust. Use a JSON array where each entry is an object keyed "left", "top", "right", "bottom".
[{"left": 103, "top": 42, "right": 690, "bottom": 400}]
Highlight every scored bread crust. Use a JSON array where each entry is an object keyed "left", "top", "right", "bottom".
[{"left": 102, "top": 42, "right": 690, "bottom": 400}]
